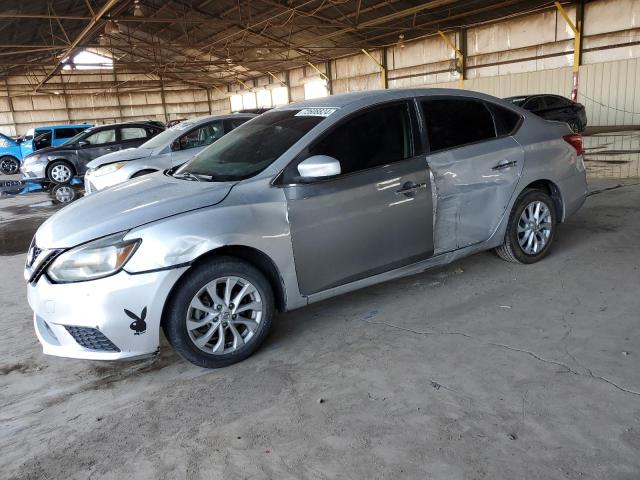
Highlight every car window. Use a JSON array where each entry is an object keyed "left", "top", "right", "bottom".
[
  {"left": 546, "top": 96, "right": 569, "bottom": 108},
  {"left": 421, "top": 99, "right": 496, "bottom": 153},
  {"left": 0, "top": 134, "right": 12, "bottom": 148},
  {"left": 179, "top": 122, "right": 224, "bottom": 150},
  {"left": 120, "top": 127, "right": 148, "bottom": 141},
  {"left": 54, "top": 128, "right": 81, "bottom": 139},
  {"left": 524, "top": 97, "right": 546, "bottom": 110},
  {"left": 227, "top": 118, "right": 250, "bottom": 130},
  {"left": 84, "top": 128, "right": 116, "bottom": 145},
  {"left": 34, "top": 129, "right": 53, "bottom": 149},
  {"left": 487, "top": 103, "right": 522, "bottom": 136},
  {"left": 307, "top": 103, "right": 412, "bottom": 175},
  {"left": 176, "top": 110, "right": 324, "bottom": 181}
]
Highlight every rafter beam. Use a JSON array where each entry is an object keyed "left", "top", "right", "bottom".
[{"left": 34, "top": 0, "right": 122, "bottom": 92}]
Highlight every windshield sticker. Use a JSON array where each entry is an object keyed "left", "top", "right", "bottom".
[{"left": 295, "top": 107, "right": 338, "bottom": 117}]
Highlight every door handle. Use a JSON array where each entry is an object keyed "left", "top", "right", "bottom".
[
  {"left": 395, "top": 181, "right": 427, "bottom": 197},
  {"left": 492, "top": 160, "right": 518, "bottom": 170}
]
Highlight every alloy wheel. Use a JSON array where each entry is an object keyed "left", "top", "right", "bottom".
[
  {"left": 186, "top": 276, "right": 263, "bottom": 355},
  {"left": 1, "top": 158, "right": 18, "bottom": 174},
  {"left": 50, "top": 164, "right": 72, "bottom": 183},
  {"left": 517, "top": 201, "right": 552, "bottom": 255}
]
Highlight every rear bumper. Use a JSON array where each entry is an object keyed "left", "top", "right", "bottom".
[
  {"left": 28, "top": 266, "right": 188, "bottom": 361},
  {"left": 558, "top": 159, "right": 588, "bottom": 221}
]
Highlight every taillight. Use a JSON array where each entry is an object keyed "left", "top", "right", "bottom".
[{"left": 563, "top": 134, "right": 584, "bottom": 156}]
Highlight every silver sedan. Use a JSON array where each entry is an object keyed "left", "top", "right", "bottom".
[
  {"left": 25, "top": 88, "right": 587, "bottom": 368},
  {"left": 84, "top": 113, "right": 255, "bottom": 193}
]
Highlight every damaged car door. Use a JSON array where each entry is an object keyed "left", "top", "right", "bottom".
[{"left": 420, "top": 97, "right": 524, "bottom": 252}]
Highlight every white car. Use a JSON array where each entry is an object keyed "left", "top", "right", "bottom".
[{"left": 84, "top": 113, "right": 255, "bottom": 193}]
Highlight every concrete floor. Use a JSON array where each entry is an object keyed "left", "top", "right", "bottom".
[{"left": 2, "top": 175, "right": 640, "bottom": 479}]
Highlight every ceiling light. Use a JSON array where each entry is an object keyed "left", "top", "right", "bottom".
[
  {"left": 133, "top": 0, "right": 145, "bottom": 17},
  {"left": 398, "top": 33, "right": 405, "bottom": 48}
]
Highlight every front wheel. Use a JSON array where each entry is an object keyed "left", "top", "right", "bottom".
[
  {"left": 0, "top": 156, "right": 19, "bottom": 175},
  {"left": 47, "top": 160, "right": 75, "bottom": 184},
  {"left": 495, "top": 189, "right": 557, "bottom": 264},
  {"left": 163, "top": 257, "right": 274, "bottom": 368}
]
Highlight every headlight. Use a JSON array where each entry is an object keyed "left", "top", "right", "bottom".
[
  {"left": 95, "top": 162, "right": 126, "bottom": 177},
  {"left": 47, "top": 232, "right": 140, "bottom": 283}
]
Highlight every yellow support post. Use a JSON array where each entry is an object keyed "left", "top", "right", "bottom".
[
  {"left": 438, "top": 30, "right": 464, "bottom": 89},
  {"left": 306, "top": 61, "right": 330, "bottom": 83},
  {"left": 555, "top": 1, "right": 581, "bottom": 100},
  {"left": 361, "top": 48, "right": 387, "bottom": 89}
]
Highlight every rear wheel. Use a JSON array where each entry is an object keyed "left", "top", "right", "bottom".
[
  {"left": 47, "top": 160, "right": 75, "bottom": 184},
  {"left": 0, "top": 156, "right": 19, "bottom": 175},
  {"left": 495, "top": 189, "right": 557, "bottom": 264},
  {"left": 163, "top": 256, "right": 274, "bottom": 368}
]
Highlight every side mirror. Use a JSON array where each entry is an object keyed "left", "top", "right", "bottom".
[
  {"left": 77, "top": 140, "right": 89, "bottom": 147},
  {"left": 297, "top": 155, "right": 341, "bottom": 181},
  {"left": 170, "top": 140, "right": 181, "bottom": 151}
]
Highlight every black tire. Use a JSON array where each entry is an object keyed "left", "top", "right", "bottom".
[
  {"left": 163, "top": 256, "right": 275, "bottom": 368},
  {"left": 0, "top": 156, "right": 19, "bottom": 175},
  {"left": 47, "top": 160, "right": 75, "bottom": 184},
  {"left": 495, "top": 189, "right": 557, "bottom": 264},
  {"left": 131, "top": 169, "right": 157, "bottom": 178}
]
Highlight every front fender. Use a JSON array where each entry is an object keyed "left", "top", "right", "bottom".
[{"left": 123, "top": 177, "right": 306, "bottom": 310}]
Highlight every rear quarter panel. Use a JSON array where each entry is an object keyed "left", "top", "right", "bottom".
[{"left": 512, "top": 115, "right": 587, "bottom": 221}]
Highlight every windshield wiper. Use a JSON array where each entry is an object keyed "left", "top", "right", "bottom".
[{"left": 174, "top": 171, "right": 214, "bottom": 182}]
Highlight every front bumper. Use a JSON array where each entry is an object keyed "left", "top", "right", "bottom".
[
  {"left": 28, "top": 266, "right": 188, "bottom": 360},
  {"left": 21, "top": 161, "right": 46, "bottom": 180}
]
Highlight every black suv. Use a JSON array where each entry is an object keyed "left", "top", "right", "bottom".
[
  {"left": 21, "top": 122, "right": 164, "bottom": 184},
  {"left": 504, "top": 94, "right": 587, "bottom": 133}
]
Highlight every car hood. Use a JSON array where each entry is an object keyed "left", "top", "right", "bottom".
[
  {"left": 86, "top": 148, "right": 153, "bottom": 169},
  {"left": 27, "top": 145, "right": 71, "bottom": 158},
  {"left": 36, "top": 173, "right": 235, "bottom": 248}
]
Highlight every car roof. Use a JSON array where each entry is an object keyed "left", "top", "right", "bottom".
[
  {"left": 277, "top": 88, "right": 511, "bottom": 111},
  {"left": 34, "top": 123, "right": 93, "bottom": 129},
  {"left": 176, "top": 113, "right": 257, "bottom": 127}
]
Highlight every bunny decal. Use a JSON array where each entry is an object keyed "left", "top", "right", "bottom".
[{"left": 125, "top": 307, "right": 147, "bottom": 335}]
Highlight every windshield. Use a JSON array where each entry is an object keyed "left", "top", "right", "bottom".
[
  {"left": 63, "top": 129, "right": 92, "bottom": 146},
  {"left": 140, "top": 121, "right": 196, "bottom": 149},
  {"left": 175, "top": 110, "right": 324, "bottom": 181}
]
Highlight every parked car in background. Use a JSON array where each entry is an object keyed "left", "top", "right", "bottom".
[
  {"left": 25, "top": 89, "right": 587, "bottom": 368},
  {"left": 0, "top": 124, "right": 92, "bottom": 175},
  {"left": 166, "top": 118, "right": 187, "bottom": 128},
  {"left": 20, "top": 121, "right": 164, "bottom": 184},
  {"left": 84, "top": 114, "right": 255, "bottom": 193},
  {"left": 505, "top": 94, "right": 587, "bottom": 132}
]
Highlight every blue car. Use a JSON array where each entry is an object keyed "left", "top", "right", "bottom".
[{"left": 0, "top": 124, "right": 92, "bottom": 174}]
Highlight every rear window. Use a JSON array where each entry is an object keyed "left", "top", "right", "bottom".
[
  {"left": 487, "top": 103, "right": 521, "bottom": 136},
  {"left": 54, "top": 127, "right": 84, "bottom": 139},
  {"left": 421, "top": 99, "right": 496, "bottom": 153}
]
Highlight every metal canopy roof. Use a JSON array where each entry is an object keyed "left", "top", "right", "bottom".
[{"left": 0, "top": 0, "right": 559, "bottom": 91}]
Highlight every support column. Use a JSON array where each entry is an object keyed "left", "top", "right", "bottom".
[
  {"left": 438, "top": 30, "right": 464, "bottom": 89},
  {"left": 159, "top": 75, "right": 168, "bottom": 123},
  {"left": 325, "top": 60, "right": 334, "bottom": 95},
  {"left": 206, "top": 88, "right": 213, "bottom": 115},
  {"left": 555, "top": 1, "right": 582, "bottom": 101},
  {"left": 4, "top": 79, "right": 17, "bottom": 136},
  {"left": 361, "top": 48, "right": 387, "bottom": 89}
]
